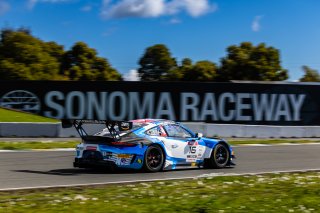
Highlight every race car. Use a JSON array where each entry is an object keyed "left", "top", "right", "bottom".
[{"left": 62, "top": 119, "right": 235, "bottom": 172}]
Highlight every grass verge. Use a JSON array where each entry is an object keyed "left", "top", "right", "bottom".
[
  {"left": 0, "top": 141, "right": 79, "bottom": 150},
  {"left": 0, "top": 139, "right": 319, "bottom": 150},
  {"left": 1, "top": 171, "right": 320, "bottom": 212},
  {"left": 0, "top": 108, "right": 57, "bottom": 122},
  {"left": 229, "top": 139, "right": 320, "bottom": 145}
]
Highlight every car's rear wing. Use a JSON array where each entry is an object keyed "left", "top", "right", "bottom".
[{"left": 61, "top": 119, "right": 133, "bottom": 140}]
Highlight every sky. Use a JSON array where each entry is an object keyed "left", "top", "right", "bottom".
[{"left": 0, "top": 0, "right": 320, "bottom": 81}]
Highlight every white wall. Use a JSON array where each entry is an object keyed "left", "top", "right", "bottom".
[
  {"left": 183, "top": 123, "right": 320, "bottom": 138},
  {"left": 0, "top": 122, "right": 59, "bottom": 137},
  {"left": 0, "top": 122, "right": 319, "bottom": 138}
]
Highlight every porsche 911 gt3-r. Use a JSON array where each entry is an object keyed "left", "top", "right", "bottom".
[{"left": 62, "top": 119, "right": 235, "bottom": 172}]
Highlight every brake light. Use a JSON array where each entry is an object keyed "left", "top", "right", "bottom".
[
  {"left": 111, "top": 142, "right": 136, "bottom": 147},
  {"left": 86, "top": 146, "right": 97, "bottom": 151}
]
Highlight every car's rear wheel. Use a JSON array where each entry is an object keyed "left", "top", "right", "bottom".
[
  {"left": 143, "top": 145, "right": 164, "bottom": 172},
  {"left": 206, "top": 143, "right": 230, "bottom": 169}
]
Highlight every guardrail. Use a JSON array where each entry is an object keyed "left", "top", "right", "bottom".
[
  {"left": 0, "top": 122, "right": 319, "bottom": 138},
  {"left": 0, "top": 122, "right": 60, "bottom": 137},
  {"left": 183, "top": 123, "right": 320, "bottom": 138}
]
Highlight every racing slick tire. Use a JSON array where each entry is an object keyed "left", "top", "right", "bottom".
[
  {"left": 143, "top": 145, "right": 165, "bottom": 172},
  {"left": 206, "top": 143, "right": 230, "bottom": 169}
]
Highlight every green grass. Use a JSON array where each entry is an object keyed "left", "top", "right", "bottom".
[
  {"left": 0, "top": 139, "right": 318, "bottom": 150},
  {"left": 0, "top": 108, "right": 57, "bottom": 122},
  {"left": 1, "top": 171, "right": 320, "bottom": 212},
  {"left": 229, "top": 139, "right": 320, "bottom": 145},
  {"left": 0, "top": 141, "right": 79, "bottom": 150}
]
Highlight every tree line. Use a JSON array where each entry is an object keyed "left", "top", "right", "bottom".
[
  {"left": 0, "top": 28, "right": 121, "bottom": 81},
  {"left": 0, "top": 28, "right": 319, "bottom": 82}
]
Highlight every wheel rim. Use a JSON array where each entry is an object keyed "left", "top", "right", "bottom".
[
  {"left": 215, "top": 145, "right": 228, "bottom": 165},
  {"left": 146, "top": 148, "right": 162, "bottom": 169}
]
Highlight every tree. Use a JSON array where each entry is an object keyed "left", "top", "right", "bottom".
[
  {"left": 61, "top": 42, "right": 121, "bottom": 81},
  {"left": 165, "top": 58, "right": 217, "bottom": 81},
  {"left": 299, "top": 66, "right": 320, "bottom": 82},
  {"left": 138, "top": 44, "right": 177, "bottom": 81},
  {"left": 0, "top": 28, "right": 63, "bottom": 80},
  {"left": 183, "top": 60, "right": 217, "bottom": 81},
  {"left": 165, "top": 58, "right": 193, "bottom": 81},
  {"left": 217, "top": 42, "right": 288, "bottom": 81},
  {"left": 0, "top": 28, "right": 121, "bottom": 81}
]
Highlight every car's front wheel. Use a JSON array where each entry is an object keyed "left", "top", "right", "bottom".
[
  {"left": 143, "top": 145, "right": 164, "bottom": 172},
  {"left": 206, "top": 143, "right": 230, "bottom": 169}
]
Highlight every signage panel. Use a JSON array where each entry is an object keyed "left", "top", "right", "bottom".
[{"left": 0, "top": 81, "right": 318, "bottom": 125}]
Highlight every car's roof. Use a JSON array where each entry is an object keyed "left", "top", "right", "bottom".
[{"left": 130, "top": 119, "right": 176, "bottom": 125}]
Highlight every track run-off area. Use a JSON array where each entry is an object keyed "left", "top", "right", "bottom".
[{"left": 0, "top": 144, "right": 320, "bottom": 191}]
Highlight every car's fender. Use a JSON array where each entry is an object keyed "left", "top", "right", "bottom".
[{"left": 201, "top": 138, "right": 231, "bottom": 159}]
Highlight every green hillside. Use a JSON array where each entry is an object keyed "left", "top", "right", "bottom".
[{"left": 0, "top": 108, "right": 58, "bottom": 122}]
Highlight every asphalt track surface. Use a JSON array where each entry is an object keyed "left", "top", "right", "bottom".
[{"left": 1, "top": 144, "right": 320, "bottom": 190}]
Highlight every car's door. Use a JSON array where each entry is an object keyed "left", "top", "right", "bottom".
[{"left": 162, "top": 124, "right": 206, "bottom": 164}]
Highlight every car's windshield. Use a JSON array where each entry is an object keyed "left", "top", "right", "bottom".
[{"left": 95, "top": 122, "right": 148, "bottom": 137}]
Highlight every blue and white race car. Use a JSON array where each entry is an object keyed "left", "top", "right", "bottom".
[{"left": 62, "top": 119, "right": 235, "bottom": 172}]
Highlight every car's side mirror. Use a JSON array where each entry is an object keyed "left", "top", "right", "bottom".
[{"left": 196, "top": 133, "right": 203, "bottom": 138}]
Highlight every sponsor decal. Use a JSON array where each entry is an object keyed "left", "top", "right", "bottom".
[
  {"left": 103, "top": 152, "right": 133, "bottom": 166},
  {"left": 117, "top": 157, "right": 132, "bottom": 166},
  {"left": 186, "top": 158, "right": 197, "bottom": 163},
  {"left": 186, "top": 154, "right": 197, "bottom": 162},
  {"left": 117, "top": 154, "right": 131, "bottom": 158},
  {"left": 137, "top": 159, "right": 142, "bottom": 164},
  {"left": 188, "top": 141, "right": 198, "bottom": 146}
]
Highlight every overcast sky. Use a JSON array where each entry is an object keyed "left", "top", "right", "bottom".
[{"left": 1, "top": 0, "right": 320, "bottom": 80}]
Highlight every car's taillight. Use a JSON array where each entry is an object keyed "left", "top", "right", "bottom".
[
  {"left": 111, "top": 142, "right": 136, "bottom": 147},
  {"left": 86, "top": 146, "right": 97, "bottom": 151}
]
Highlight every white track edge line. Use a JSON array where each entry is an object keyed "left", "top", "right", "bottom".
[
  {"left": 233, "top": 143, "right": 320, "bottom": 147},
  {"left": 0, "top": 142, "right": 320, "bottom": 152},
  {"left": 0, "top": 148, "right": 75, "bottom": 152},
  {"left": 1, "top": 168, "right": 320, "bottom": 191}
]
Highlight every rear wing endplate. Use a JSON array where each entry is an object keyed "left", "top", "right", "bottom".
[{"left": 61, "top": 120, "right": 133, "bottom": 140}]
